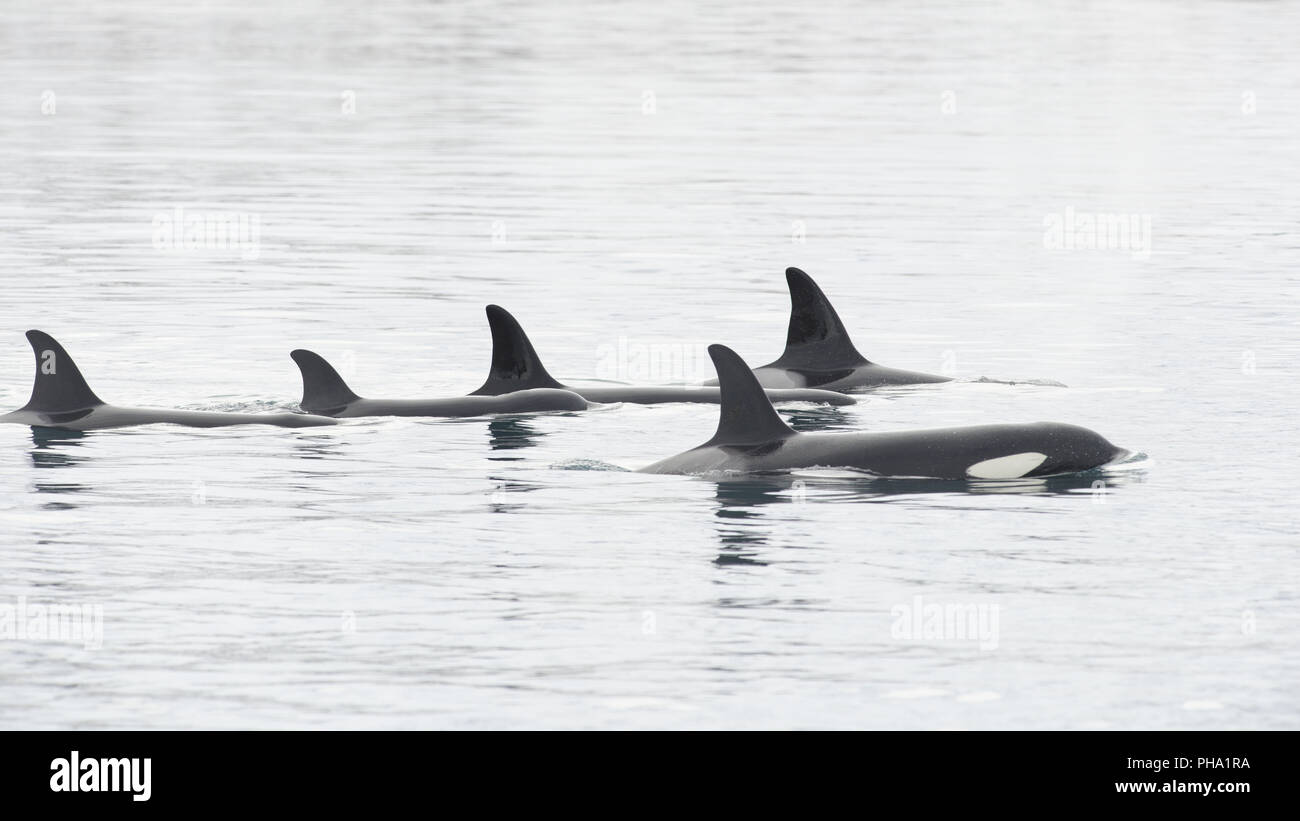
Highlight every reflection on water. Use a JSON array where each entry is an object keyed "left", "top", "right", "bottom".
[
  {"left": 712, "top": 477, "right": 784, "bottom": 562},
  {"left": 712, "top": 467, "right": 1144, "bottom": 507},
  {"left": 864, "top": 469, "right": 1146, "bottom": 500},
  {"left": 290, "top": 434, "right": 345, "bottom": 461},
  {"left": 709, "top": 466, "right": 1145, "bottom": 561},
  {"left": 287, "top": 433, "right": 348, "bottom": 493},
  {"left": 30, "top": 427, "right": 87, "bottom": 452},
  {"left": 29, "top": 427, "right": 89, "bottom": 499},
  {"left": 487, "top": 416, "right": 542, "bottom": 458}
]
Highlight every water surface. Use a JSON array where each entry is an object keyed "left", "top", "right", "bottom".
[{"left": 0, "top": 0, "right": 1296, "bottom": 729}]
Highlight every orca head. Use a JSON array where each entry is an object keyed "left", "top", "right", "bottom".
[{"left": 1021, "top": 424, "right": 1129, "bottom": 478}]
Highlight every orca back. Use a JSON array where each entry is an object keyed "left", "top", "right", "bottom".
[
  {"left": 21, "top": 330, "right": 106, "bottom": 414},
  {"left": 704, "top": 344, "right": 798, "bottom": 447},
  {"left": 471, "top": 305, "right": 566, "bottom": 396},
  {"left": 767, "top": 267, "right": 870, "bottom": 372},
  {"left": 290, "top": 349, "right": 361, "bottom": 414}
]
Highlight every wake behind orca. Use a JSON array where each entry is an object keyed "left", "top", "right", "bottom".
[
  {"left": 470, "top": 304, "right": 855, "bottom": 406},
  {"left": 642, "top": 344, "right": 1128, "bottom": 479},
  {"left": 0, "top": 331, "right": 337, "bottom": 431},
  {"left": 705, "top": 267, "right": 951, "bottom": 391}
]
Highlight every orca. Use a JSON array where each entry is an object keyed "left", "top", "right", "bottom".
[
  {"left": 468, "top": 304, "right": 855, "bottom": 406},
  {"left": 641, "top": 344, "right": 1129, "bottom": 478},
  {"left": 0, "top": 331, "right": 337, "bottom": 431},
  {"left": 704, "top": 267, "right": 951, "bottom": 390},
  {"left": 289, "top": 349, "right": 589, "bottom": 418}
]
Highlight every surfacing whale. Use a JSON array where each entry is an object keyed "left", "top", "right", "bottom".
[
  {"left": 704, "top": 267, "right": 951, "bottom": 391},
  {"left": 469, "top": 305, "right": 855, "bottom": 406},
  {"left": 290, "top": 349, "right": 589, "bottom": 418},
  {"left": 642, "top": 344, "right": 1129, "bottom": 479},
  {"left": 0, "top": 331, "right": 337, "bottom": 431}
]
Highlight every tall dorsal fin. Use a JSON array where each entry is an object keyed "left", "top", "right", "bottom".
[
  {"left": 772, "top": 267, "right": 870, "bottom": 370},
  {"left": 470, "top": 305, "right": 564, "bottom": 396},
  {"left": 289, "top": 349, "right": 360, "bottom": 412},
  {"left": 20, "top": 330, "right": 106, "bottom": 412},
  {"left": 704, "top": 344, "right": 797, "bottom": 446}
]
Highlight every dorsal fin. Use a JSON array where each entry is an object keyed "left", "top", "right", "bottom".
[
  {"left": 704, "top": 344, "right": 797, "bottom": 446},
  {"left": 772, "top": 267, "right": 870, "bottom": 370},
  {"left": 470, "top": 305, "right": 565, "bottom": 396},
  {"left": 20, "top": 330, "right": 106, "bottom": 412},
  {"left": 289, "top": 349, "right": 360, "bottom": 412}
]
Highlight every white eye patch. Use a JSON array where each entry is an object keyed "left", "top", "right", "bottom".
[{"left": 965, "top": 452, "right": 1048, "bottom": 479}]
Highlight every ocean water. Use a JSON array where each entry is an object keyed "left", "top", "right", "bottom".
[{"left": 0, "top": 0, "right": 1296, "bottom": 729}]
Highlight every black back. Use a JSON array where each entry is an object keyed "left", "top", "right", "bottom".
[
  {"left": 704, "top": 344, "right": 797, "bottom": 447},
  {"left": 21, "top": 330, "right": 106, "bottom": 412},
  {"left": 770, "top": 267, "right": 870, "bottom": 370},
  {"left": 289, "top": 349, "right": 361, "bottom": 413},
  {"left": 470, "top": 305, "right": 565, "bottom": 396}
]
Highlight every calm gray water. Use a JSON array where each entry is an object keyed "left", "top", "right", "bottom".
[{"left": 1, "top": 0, "right": 1296, "bottom": 729}]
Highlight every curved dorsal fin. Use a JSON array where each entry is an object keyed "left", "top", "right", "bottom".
[
  {"left": 772, "top": 267, "right": 870, "bottom": 370},
  {"left": 470, "top": 305, "right": 564, "bottom": 396},
  {"left": 289, "top": 349, "right": 360, "bottom": 412},
  {"left": 21, "top": 330, "right": 106, "bottom": 412},
  {"left": 704, "top": 344, "right": 796, "bottom": 446}
]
